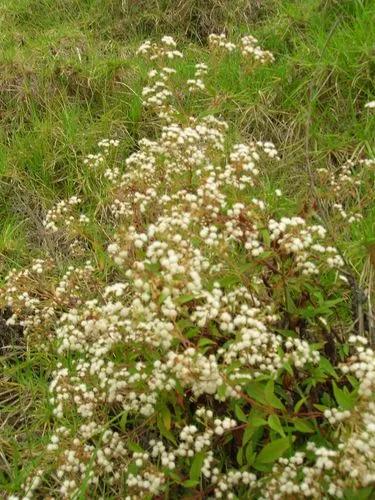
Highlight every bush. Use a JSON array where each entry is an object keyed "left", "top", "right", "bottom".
[{"left": 1, "top": 34, "right": 375, "bottom": 499}]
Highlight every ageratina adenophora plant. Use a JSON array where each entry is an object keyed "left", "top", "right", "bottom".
[{"left": 2, "top": 34, "right": 375, "bottom": 499}]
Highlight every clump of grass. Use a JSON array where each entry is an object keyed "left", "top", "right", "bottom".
[{"left": 1, "top": 1, "right": 374, "bottom": 270}]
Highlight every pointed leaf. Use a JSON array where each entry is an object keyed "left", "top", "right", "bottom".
[
  {"left": 256, "top": 437, "right": 290, "bottom": 464},
  {"left": 190, "top": 452, "right": 205, "bottom": 481},
  {"left": 268, "top": 414, "right": 285, "bottom": 437}
]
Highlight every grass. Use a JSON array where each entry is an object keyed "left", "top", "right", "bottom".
[
  {"left": 0, "top": 0, "right": 374, "bottom": 271},
  {"left": 0, "top": 0, "right": 374, "bottom": 497}
]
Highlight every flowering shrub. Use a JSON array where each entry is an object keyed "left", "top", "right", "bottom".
[{"left": 2, "top": 34, "right": 375, "bottom": 499}]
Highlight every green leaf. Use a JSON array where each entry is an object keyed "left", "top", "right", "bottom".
[
  {"left": 157, "top": 412, "right": 176, "bottom": 445},
  {"left": 293, "top": 418, "right": 315, "bottom": 433},
  {"left": 294, "top": 397, "right": 307, "bottom": 413},
  {"left": 242, "top": 426, "right": 255, "bottom": 446},
  {"left": 319, "top": 357, "right": 338, "bottom": 379},
  {"left": 168, "top": 470, "right": 182, "bottom": 482},
  {"left": 145, "top": 262, "right": 161, "bottom": 273},
  {"left": 234, "top": 404, "right": 247, "bottom": 423},
  {"left": 256, "top": 437, "right": 290, "bottom": 464},
  {"left": 198, "top": 337, "right": 216, "bottom": 348},
  {"left": 182, "top": 479, "right": 199, "bottom": 488},
  {"left": 332, "top": 381, "right": 357, "bottom": 410},
  {"left": 344, "top": 487, "right": 374, "bottom": 500},
  {"left": 238, "top": 262, "right": 253, "bottom": 273},
  {"left": 246, "top": 382, "right": 266, "bottom": 404},
  {"left": 127, "top": 461, "right": 139, "bottom": 475},
  {"left": 119, "top": 412, "right": 128, "bottom": 432},
  {"left": 190, "top": 452, "right": 205, "bottom": 481},
  {"left": 127, "top": 441, "right": 143, "bottom": 453},
  {"left": 208, "top": 321, "right": 220, "bottom": 337},
  {"left": 347, "top": 375, "right": 359, "bottom": 389},
  {"left": 177, "top": 318, "right": 195, "bottom": 331},
  {"left": 253, "top": 461, "right": 274, "bottom": 473},
  {"left": 321, "top": 392, "right": 333, "bottom": 407},
  {"left": 265, "top": 379, "right": 285, "bottom": 410},
  {"left": 186, "top": 326, "right": 200, "bottom": 338},
  {"left": 277, "top": 329, "right": 297, "bottom": 338},
  {"left": 301, "top": 298, "right": 343, "bottom": 319},
  {"left": 160, "top": 403, "right": 171, "bottom": 430},
  {"left": 285, "top": 289, "right": 297, "bottom": 314},
  {"left": 260, "top": 228, "right": 271, "bottom": 247},
  {"left": 217, "top": 384, "right": 227, "bottom": 399},
  {"left": 158, "top": 291, "right": 169, "bottom": 305},
  {"left": 249, "top": 414, "right": 267, "bottom": 427},
  {"left": 268, "top": 414, "right": 285, "bottom": 437},
  {"left": 218, "top": 274, "right": 240, "bottom": 288},
  {"left": 236, "top": 447, "right": 243, "bottom": 466},
  {"left": 314, "top": 404, "right": 328, "bottom": 412},
  {"left": 283, "top": 361, "right": 293, "bottom": 375},
  {"left": 176, "top": 294, "right": 198, "bottom": 305},
  {"left": 245, "top": 442, "right": 256, "bottom": 465}
]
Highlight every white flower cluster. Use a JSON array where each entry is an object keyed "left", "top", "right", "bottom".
[
  {"left": 333, "top": 202, "right": 363, "bottom": 223},
  {"left": 47, "top": 426, "right": 128, "bottom": 497},
  {"left": 259, "top": 339, "right": 375, "bottom": 498},
  {"left": 209, "top": 33, "right": 275, "bottom": 64},
  {"left": 136, "top": 36, "right": 183, "bottom": 60},
  {"left": 187, "top": 62, "right": 208, "bottom": 92},
  {"left": 342, "top": 335, "right": 375, "bottom": 397},
  {"left": 269, "top": 217, "right": 344, "bottom": 273},
  {"left": 83, "top": 138, "right": 119, "bottom": 167},
  {"left": 43, "top": 195, "right": 85, "bottom": 233},
  {"left": 141, "top": 66, "right": 175, "bottom": 117},
  {"left": 323, "top": 407, "right": 351, "bottom": 424},
  {"left": 55, "top": 260, "right": 94, "bottom": 299},
  {"left": 241, "top": 35, "right": 275, "bottom": 63},
  {"left": 208, "top": 33, "right": 237, "bottom": 52},
  {"left": 214, "top": 470, "right": 256, "bottom": 499},
  {"left": 317, "top": 157, "right": 375, "bottom": 226}
]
